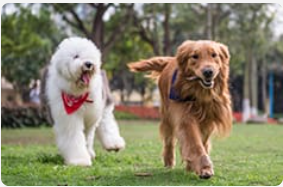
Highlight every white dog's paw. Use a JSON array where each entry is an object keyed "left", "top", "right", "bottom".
[
  {"left": 103, "top": 136, "right": 126, "bottom": 152},
  {"left": 65, "top": 157, "right": 92, "bottom": 166}
]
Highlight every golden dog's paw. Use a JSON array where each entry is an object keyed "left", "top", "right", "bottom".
[
  {"left": 199, "top": 166, "right": 214, "bottom": 179},
  {"left": 198, "top": 155, "right": 214, "bottom": 179},
  {"left": 164, "top": 158, "right": 176, "bottom": 169}
]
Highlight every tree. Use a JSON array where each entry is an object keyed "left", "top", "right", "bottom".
[
  {"left": 1, "top": 4, "right": 64, "bottom": 102},
  {"left": 49, "top": 3, "right": 134, "bottom": 59},
  {"left": 132, "top": 4, "right": 232, "bottom": 56},
  {"left": 103, "top": 29, "right": 154, "bottom": 104},
  {"left": 230, "top": 4, "right": 276, "bottom": 121},
  {"left": 133, "top": 4, "right": 173, "bottom": 56}
]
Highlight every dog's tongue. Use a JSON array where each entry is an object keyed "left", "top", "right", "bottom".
[{"left": 81, "top": 73, "right": 90, "bottom": 84}]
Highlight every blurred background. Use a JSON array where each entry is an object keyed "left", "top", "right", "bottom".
[{"left": 1, "top": 3, "right": 283, "bottom": 128}]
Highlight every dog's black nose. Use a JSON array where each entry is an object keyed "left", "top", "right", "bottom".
[
  {"left": 202, "top": 68, "right": 213, "bottom": 79},
  {"left": 84, "top": 61, "right": 93, "bottom": 69}
]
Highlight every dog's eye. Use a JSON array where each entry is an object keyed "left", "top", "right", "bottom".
[
  {"left": 192, "top": 54, "right": 199, "bottom": 59},
  {"left": 74, "top": 55, "right": 79, "bottom": 59},
  {"left": 212, "top": 53, "right": 217, "bottom": 58}
]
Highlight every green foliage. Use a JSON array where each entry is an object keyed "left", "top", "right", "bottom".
[
  {"left": 1, "top": 123, "right": 283, "bottom": 185},
  {"left": 1, "top": 106, "right": 50, "bottom": 128},
  {"left": 226, "top": 4, "right": 276, "bottom": 76},
  {"left": 268, "top": 35, "right": 283, "bottom": 66},
  {"left": 104, "top": 30, "right": 155, "bottom": 99},
  {"left": 1, "top": 5, "right": 64, "bottom": 92},
  {"left": 171, "top": 4, "right": 206, "bottom": 43},
  {"left": 1, "top": 3, "right": 282, "bottom": 104}
]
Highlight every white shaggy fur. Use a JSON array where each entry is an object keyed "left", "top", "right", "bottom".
[{"left": 46, "top": 37, "right": 125, "bottom": 166}]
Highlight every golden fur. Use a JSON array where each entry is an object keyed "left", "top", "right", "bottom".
[{"left": 128, "top": 40, "right": 233, "bottom": 179}]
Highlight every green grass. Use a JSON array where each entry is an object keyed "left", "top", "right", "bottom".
[
  {"left": 1, "top": 121, "right": 283, "bottom": 186},
  {"left": 114, "top": 111, "right": 140, "bottom": 120}
]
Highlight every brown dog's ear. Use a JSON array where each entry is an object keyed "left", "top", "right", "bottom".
[
  {"left": 176, "top": 40, "right": 195, "bottom": 66},
  {"left": 218, "top": 43, "right": 230, "bottom": 62}
]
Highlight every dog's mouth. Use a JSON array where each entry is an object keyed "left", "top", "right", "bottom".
[
  {"left": 199, "top": 79, "right": 214, "bottom": 89},
  {"left": 186, "top": 76, "right": 215, "bottom": 89},
  {"left": 78, "top": 71, "right": 93, "bottom": 86}
]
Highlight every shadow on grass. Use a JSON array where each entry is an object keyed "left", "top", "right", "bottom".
[
  {"left": 93, "top": 167, "right": 211, "bottom": 186},
  {"left": 36, "top": 153, "right": 64, "bottom": 165}
]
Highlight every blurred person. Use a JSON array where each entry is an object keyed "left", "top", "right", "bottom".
[{"left": 29, "top": 81, "right": 40, "bottom": 104}]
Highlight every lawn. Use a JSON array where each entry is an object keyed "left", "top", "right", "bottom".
[{"left": 1, "top": 121, "right": 283, "bottom": 186}]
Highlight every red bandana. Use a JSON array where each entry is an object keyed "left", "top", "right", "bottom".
[{"left": 61, "top": 92, "right": 93, "bottom": 114}]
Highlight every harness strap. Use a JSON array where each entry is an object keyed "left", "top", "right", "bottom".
[{"left": 169, "top": 70, "right": 195, "bottom": 102}]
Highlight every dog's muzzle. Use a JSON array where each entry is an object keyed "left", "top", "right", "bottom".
[
  {"left": 200, "top": 68, "right": 215, "bottom": 89},
  {"left": 78, "top": 62, "right": 95, "bottom": 86},
  {"left": 186, "top": 74, "right": 215, "bottom": 89}
]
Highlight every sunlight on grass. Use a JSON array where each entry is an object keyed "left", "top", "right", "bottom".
[{"left": 1, "top": 121, "right": 283, "bottom": 186}]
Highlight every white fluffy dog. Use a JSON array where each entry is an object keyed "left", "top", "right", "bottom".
[{"left": 46, "top": 37, "right": 125, "bottom": 166}]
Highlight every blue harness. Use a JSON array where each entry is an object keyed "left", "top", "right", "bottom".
[{"left": 169, "top": 70, "right": 195, "bottom": 102}]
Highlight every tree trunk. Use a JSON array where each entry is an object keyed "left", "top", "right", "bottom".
[
  {"left": 206, "top": 4, "right": 213, "bottom": 40},
  {"left": 120, "top": 90, "right": 125, "bottom": 104},
  {"left": 261, "top": 58, "right": 268, "bottom": 116},
  {"left": 250, "top": 55, "right": 258, "bottom": 116},
  {"left": 242, "top": 50, "right": 251, "bottom": 122},
  {"left": 163, "top": 4, "right": 172, "bottom": 56},
  {"left": 213, "top": 4, "right": 221, "bottom": 40},
  {"left": 92, "top": 20, "right": 104, "bottom": 51},
  {"left": 153, "top": 42, "right": 161, "bottom": 56},
  {"left": 152, "top": 5, "right": 160, "bottom": 56},
  {"left": 91, "top": 4, "right": 105, "bottom": 52},
  {"left": 141, "top": 88, "right": 146, "bottom": 105}
]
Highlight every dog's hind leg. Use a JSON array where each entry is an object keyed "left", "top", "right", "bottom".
[
  {"left": 160, "top": 120, "right": 176, "bottom": 168},
  {"left": 96, "top": 103, "right": 125, "bottom": 151}
]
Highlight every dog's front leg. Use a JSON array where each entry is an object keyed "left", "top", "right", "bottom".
[
  {"left": 53, "top": 117, "right": 91, "bottom": 166},
  {"left": 178, "top": 119, "right": 214, "bottom": 179},
  {"left": 85, "top": 124, "right": 97, "bottom": 159}
]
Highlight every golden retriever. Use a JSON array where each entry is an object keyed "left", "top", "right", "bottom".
[{"left": 128, "top": 40, "right": 232, "bottom": 179}]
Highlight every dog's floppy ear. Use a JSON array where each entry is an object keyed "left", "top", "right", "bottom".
[
  {"left": 176, "top": 40, "right": 195, "bottom": 66},
  {"left": 218, "top": 43, "right": 230, "bottom": 63}
]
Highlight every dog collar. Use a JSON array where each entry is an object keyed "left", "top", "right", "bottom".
[
  {"left": 169, "top": 70, "right": 195, "bottom": 102},
  {"left": 62, "top": 92, "right": 93, "bottom": 114}
]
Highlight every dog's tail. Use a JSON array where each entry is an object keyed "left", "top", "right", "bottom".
[{"left": 127, "top": 57, "right": 174, "bottom": 79}]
